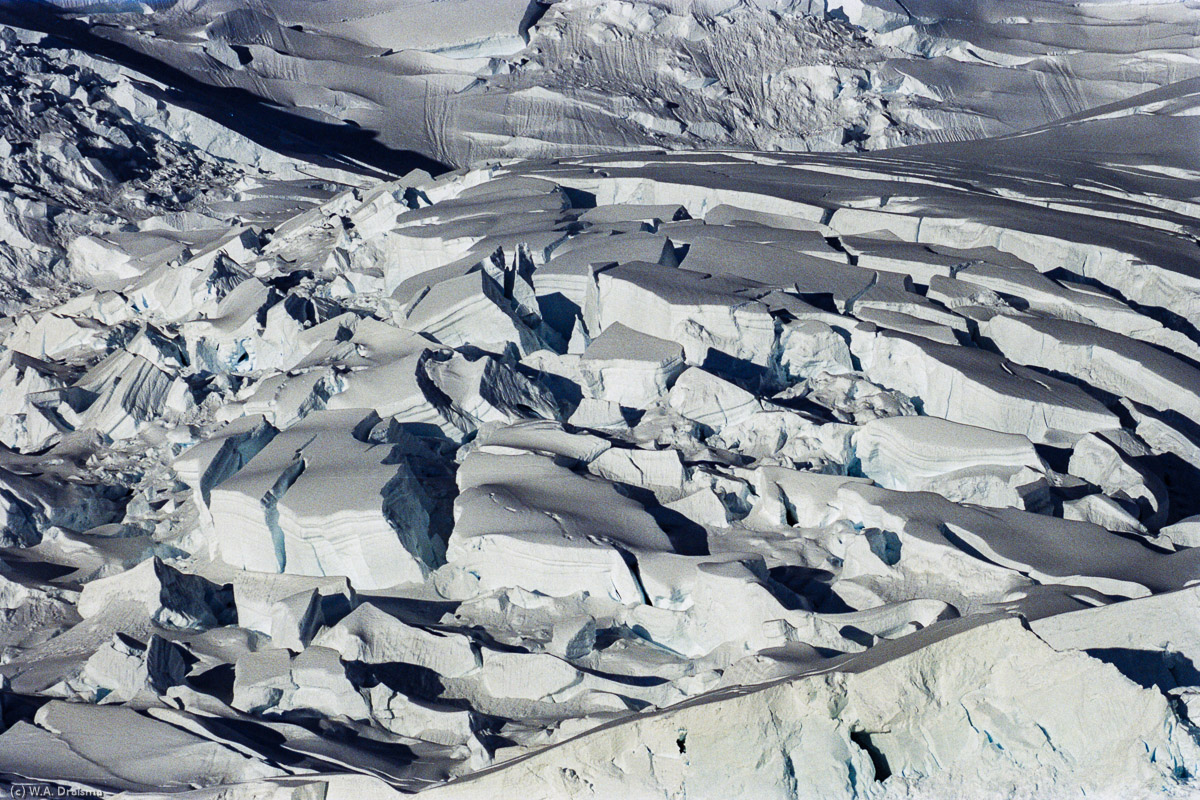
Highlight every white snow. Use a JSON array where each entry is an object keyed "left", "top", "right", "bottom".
[{"left": 1, "top": 6, "right": 1200, "bottom": 799}]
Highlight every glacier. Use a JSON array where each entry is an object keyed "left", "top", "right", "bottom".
[{"left": 1, "top": 1, "right": 1200, "bottom": 799}]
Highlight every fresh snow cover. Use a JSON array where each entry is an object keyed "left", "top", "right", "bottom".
[{"left": 2, "top": 1, "right": 1200, "bottom": 799}]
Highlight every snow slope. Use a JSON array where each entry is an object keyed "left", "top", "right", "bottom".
[{"left": 14, "top": 0, "right": 1200, "bottom": 167}]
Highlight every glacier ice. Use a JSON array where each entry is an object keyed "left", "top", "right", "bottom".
[{"left": 2, "top": 6, "right": 1200, "bottom": 799}]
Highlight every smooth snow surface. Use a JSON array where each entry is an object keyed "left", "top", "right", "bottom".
[{"left": 2, "top": 3, "right": 1200, "bottom": 799}]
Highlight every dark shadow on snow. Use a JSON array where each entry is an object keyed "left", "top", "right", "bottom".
[{"left": 0, "top": 4, "right": 452, "bottom": 181}]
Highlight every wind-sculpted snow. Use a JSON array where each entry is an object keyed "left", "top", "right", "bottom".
[{"left": 3, "top": 62, "right": 1200, "bottom": 795}]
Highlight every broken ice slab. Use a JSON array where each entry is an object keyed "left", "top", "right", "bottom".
[
  {"left": 71, "top": 633, "right": 189, "bottom": 705},
  {"left": 232, "top": 645, "right": 371, "bottom": 721},
  {"left": 119, "top": 323, "right": 189, "bottom": 373},
  {"left": 579, "top": 322, "right": 686, "bottom": 407},
  {"left": 174, "top": 413, "right": 279, "bottom": 511},
  {"left": 776, "top": 319, "right": 855, "bottom": 383},
  {"left": 316, "top": 323, "right": 456, "bottom": 429},
  {"left": 1163, "top": 516, "right": 1200, "bottom": 549},
  {"left": 127, "top": 248, "right": 257, "bottom": 323},
  {"left": 840, "top": 480, "right": 1200, "bottom": 601},
  {"left": 1062, "top": 493, "right": 1149, "bottom": 536},
  {"left": 447, "top": 586, "right": 605, "bottom": 660},
  {"left": 69, "top": 350, "right": 192, "bottom": 441},
  {"left": 448, "top": 449, "right": 673, "bottom": 604},
  {"left": 1068, "top": 433, "right": 1169, "bottom": 528},
  {"left": 182, "top": 278, "right": 273, "bottom": 374},
  {"left": 228, "top": 367, "right": 345, "bottom": 431},
  {"left": 837, "top": 233, "right": 969, "bottom": 284},
  {"left": 76, "top": 557, "right": 234, "bottom": 631},
  {"left": 592, "top": 260, "right": 776, "bottom": 368},
  {"left": 744, "top": 464, "right": 1200, "bottom": 608},
  {"left": 853, "top": 306, "right": 962, "bottom": 345},
  {"left": 400, "top": 176, "right": 570, "bottom": 229},
  {"left": 954, "top": 262, "right": 1181, "bottom": 346},
  {"left": 543, "top": 230, "right": 678, "bottom": 273},
  {"left": 567, "top": 397, "right": 631, "bottom": 431},
  {"left": 4, "top": 309, "right": 109, "bottom": 361},
  {"left": 701, "top": 204, "right": 831, "bottom": 235},
  {"left": 470, "top": 419, "right": 611, "bottom": 464},
  {"left": 314, "top": 601, "right": 477, "bottom": 677},
  {"left": 578, "top": 203, "right": 688, "bottom": 227},
  {"left": 401, "top": 268, "right": 559, "bottom": 356},
  {"left": 360, "top": 186, "right": 574, "bottom": 293},
  {"left": 364, "top": 683, "right": 477, "bottom": 746},
  {"left": 229, "top": 570, "right": 356, "bottom": 652},
  {"left": 67, "top": 233, "right": 173, "bottom": 287},
  {"left": 666, "top": 367, "right": 763, "bottom": 435},
  {"left": 1032, "top": 583, "right": 1200, "bottom": 706},
  {"left": 329, "top": 354, "right": 458, "bottom": 439},
  {"left": 0, "top": 465, "right": 124, "bottom": 547},
  {"left": 797, "top": 369, "right": 917, "bottom": 425},
  {"left": 417, "top": 348, "right": 562, "bottom": 437},
  {"left": 534, "top": 231, "right": 679, "bottom": 342},
  {"left": 661, "top": 216, "right": 840, "bottom": 260},
  {"left": 440, "top": 646, "right": 682, "bottom": 719},
  {"left": 678, "top": 236, "right": 874, "bottom": 310},
  {"left": 853, "top": 415, "right": 1050, "bottom": 510},
  {"left": 626, "top": 551, "right": 857, "bottom": 659},
  {"left": 926, "top": 273, "right": 1010, "bottom": 311},
  {"left": 588, "top": 447, "right": 688, "bottom": 495},
  {"left": 851, "top": 325, "right": 1119, "bottom": 445},
  {"left": 850, "top": 272, "right": 968, "bottom": 332},
  {"left": 200, "top": 409, "right": 444, "bottom": 590},
  {"left": 979, "top": 312, "right": 1200, "bottom": 422}
]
